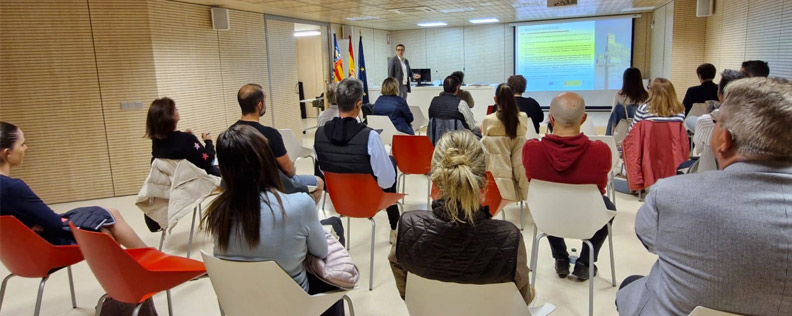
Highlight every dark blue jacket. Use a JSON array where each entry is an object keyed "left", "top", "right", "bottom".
[{"left": 373, "top": 95, "right": 414, "bottom": 135}]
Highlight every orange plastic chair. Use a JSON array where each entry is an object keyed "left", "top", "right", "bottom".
[
  {"left": 392, "top": 135, "right": 434, "bottom": 208},
  {"left": 69, "top": 223, "right": 206, "bottom": 316},
  {"left": 487, "top": 104, "right": 496, "bottom": 115},
  {"left": 0, "top": 216, "right": 84, "bottom": 316},
  {"left": 323, "top": 172, "right": 405, "bottom": 291},
  {"left": 429, "top": 171, "right": 510, "bottom": 216}
]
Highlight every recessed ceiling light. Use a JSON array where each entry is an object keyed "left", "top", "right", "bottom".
[
  {"left": 621, "top": 6, "right": 656, "bottom": 12},
  {"left": 346, "top": 16, "right": 380, "bottom": 21},
  {"left": 417, "top": 22, "right": 447, "bottom": 27},
  {"left": 439, "top": 7, "right": 475, "bottom": 14},
  {"left": 470, "top": 18, "right": 500, "bottom": 24},
  {"left": 294, "top": 31, "right": 321, "bottom": 37}
]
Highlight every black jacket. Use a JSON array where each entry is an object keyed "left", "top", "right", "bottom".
[
  {"left": 682, "top": 81, "right": 719, "bottom": 115},
  {"left": 314, "top": 117, "right": 373, "bottom": 175}
]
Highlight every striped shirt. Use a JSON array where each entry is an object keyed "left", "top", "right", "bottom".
[{"left": 629, "top": 103, "right": 686, "bottom": 131}]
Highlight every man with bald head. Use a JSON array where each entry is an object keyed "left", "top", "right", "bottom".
[{"left": 522, "top": 92, "right": 613, "bottom": 281}]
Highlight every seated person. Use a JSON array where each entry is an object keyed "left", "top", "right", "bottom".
[
  {"left": 522, "top": 92, "right": 614, "bottom": 281},
  {"left": 316, "top": 83, "right": 339, "bottom": 127},
  {"left": 607, "top": 68, "right": 648, "bottom": 137},
  {"left": 231, "top": 84, "right": 324, "bottom": 202},
  {"left": 373, "top": 77, "right": 414, "bottom": 135},
  {"left": 506, "top": 75, "right": 543, "bottom": 134},
  {"left": 389, "top": 130, "right": 534, "bottom": 305},
  {"left": 313, "top": 78, "right": 400, "bottom": 242},
  {"left": 0, "top": 122, "right": 147, "bottom": 249},
  {"left": 438, "top": 71, "right": 475, "bottom": 108},
  {"left": 481, "top": 83, "right": 529, "bottom": 202},
  {"left": 741, "top": 59, "right": 770, "bottom": 77},
  {"left": 616, "top": 77, "right": 792, "bottom": 315},
  {"left": 204, "top": 124, "right": 344, "bottom": 316},
  {"left": 429, "top": 75, "right": 480, "bottom": 135},
  {"left": 691, "top": 69, "right": 747, "bottom": 154},
  {"left": 682, "top": 63, "right": 719, "bottom": 115},
  {"left": 629, "top": 78, "right": 686, "bottom": 131},
  {"left": 146, "top": 97, "right": 218, "bottom": 176}
]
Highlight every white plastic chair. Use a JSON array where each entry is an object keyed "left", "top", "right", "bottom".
[
  {"left": 587, "top": 135, "right": 619, "bottom": 208},
  {"left": 581, "top": 118, "right": 597, "bottom": 136},
  {"left": 278, "top": 128, "right": 315, "bottom": 170},
  {"left": 201, "top": 251, "right": 354, "bottom": 316},
  {"left": 526, "top": 180, "right": 617, "bottom": 316},
  {"left": 409, "top": 106, "right": 429, "bottom": 135},
  {"left": 689, "top": 306, "right": 744, "bottom": 316},
  {"left": 366, "top": 115, "right": 407, "bottom": 146},
  {"left": 405, "top": 273, "right": 555, "bottom": 316}
]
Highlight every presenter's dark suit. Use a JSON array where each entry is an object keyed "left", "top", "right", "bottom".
[
  {"left": 681, "top": 80, "right": 718, "bottom": 115},
  {"left": 388, "top": 55, "right": 412, "bottom": 99}
]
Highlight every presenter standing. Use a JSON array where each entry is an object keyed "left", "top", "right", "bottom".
[{"left": 388, "top": 44, "right": 419, "bottom": 99}]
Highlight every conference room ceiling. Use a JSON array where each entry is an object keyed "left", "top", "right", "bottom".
[{"left": 182, "top": 0, "right": 672, "bottom": 30}]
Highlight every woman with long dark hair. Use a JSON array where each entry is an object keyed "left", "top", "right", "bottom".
[
  {"left": 607, "top": 68, "right": 650, "bottom": 136},
  {"left": 480, "top": 84, "right": 530, "bottom": 202},
  {"left": 146, "top": 97, "right": 218, "bottom": 176},
  {"left": 202, "top": 124, "right": 343, "bottom": 316},
  {"left": 0, "top": 121, "right": 146, "bottom": 248}
]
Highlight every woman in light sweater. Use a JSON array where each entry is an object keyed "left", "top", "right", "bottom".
[{"left": 202, "top": 124, "right": 343, "bottom": 316}]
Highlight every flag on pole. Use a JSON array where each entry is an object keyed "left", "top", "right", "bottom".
[
  {"left": 358, "top": 36, "right": 370, "bottom": 104},
  {"left": 348, "top": 35, "right": 356, "bottom": 78},
  {"left": 333, "top": 34, "right": 344, "bottom": 82}
]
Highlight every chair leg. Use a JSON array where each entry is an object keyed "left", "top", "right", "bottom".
[
  {"left": 342, "top": 295, "right": 355, "bottom": 316},
  {"left": 584, "top": 240, "right": 595, "bottom": 316},
  {"left": 346, "top": 216, "right": 351, "bottom": 251},
  {"left": 531, "top": 224, "right": 538, "bottom": 260},
  {"left": 67, "top": 266, "right": 77, "bottom": 308},
  {"left": 607, "top": 222, "right": 616, "bottom": 287},
  {"left": 399, "top": 174, "right": 406, "bottom": 205},
  {"left": 218, "top": 300, "right": 225, "bottom": 316},
  {"left": 529, "top": 233, "right": 547, "bottom": 288},
  {"left": 95, "top": 294, "right": 108, "bottom": 316},
  {"left": 132, "top": 302, "right": 143, "bottom": 316},
  {"left": 159, "top": 230, "right": 167, "bottom": 251},
  {"left": 0, "top": 274, "right": 14, "bottom": 311},
  {"left": 166, "top": 289, "right": 174, "bottom": 316},
  {"left": 34, "top": 276, "right": 49, "bottom": 316},
  {"left": 187, "top": 206, "right": 198, "bottom": 258},
  {"left": 519, "top": 201, "right": 524, "bottom": 231},
  {"left": 368, "top": 218, "right": 376, "bottom": 291},
  {"left": 322, "top": 191, "right": 328, "bottom": 214}
]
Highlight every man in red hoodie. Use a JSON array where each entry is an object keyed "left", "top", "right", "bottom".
[{"left": 522, "top": 92, "right": 614, "bottom": 281}]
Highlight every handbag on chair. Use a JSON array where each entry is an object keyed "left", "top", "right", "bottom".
[{"left": 304, "top": 230, "right": 359, "bottom": 290}]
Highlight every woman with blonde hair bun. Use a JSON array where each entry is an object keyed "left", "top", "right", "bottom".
[{"left": 388, "top": 130, "right": 534, "bottom": 305}]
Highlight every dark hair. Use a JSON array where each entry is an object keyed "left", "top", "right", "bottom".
[
  {"left": 0, "top": 122, "right": 20, "bottom": 152},
  {"left": 336, "top": 78, "right": 363, "bottom": 112},
  {"left": 507, "top": 75, "right": 527, "bottom": 94},
  {"left": 696, "top": 63, "right": 717, "bottom": 80},
  {"left": 145, "top": 97, "right": 177, "bottom": 140},
  {"left": 451, "top": 71, "right": 465, "bottom": 83},
  {"left": 495, "top": 84, "right": 519, "bottom": 139},
  {"left": 238, "top": 83, "right": 265, "bottom": 115},
  {"left": 620, "top": 68, "right": 649, "bottom": 104},
  {"left": 396, "top": 44, "right": 405, "bottom": 50},
  {"left": 718, "top": 69, "right": 748, "bottom": 96},
  {"left": 443, "top": 75, "right": 460, "bottom": 94},
  {"left": 202, "top": 124, "right": 285, "bottom": 251},
  {"left": 741, "top": 60, "right": 770, "bottom": 77}
]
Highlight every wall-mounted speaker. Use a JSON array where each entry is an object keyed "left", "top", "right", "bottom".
[
  {"left": 211, "top": 7, "right": 230, "bottom": 31},
  {"left": 696, "top": 0, "right": 713, "bottom": 17}
]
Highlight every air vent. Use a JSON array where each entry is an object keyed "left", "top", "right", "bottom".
[{"left": 389, "top": 7, "right": 435, "bottom": 15}]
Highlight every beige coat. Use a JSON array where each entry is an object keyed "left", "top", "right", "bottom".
[
  {"left": 480, "top": 112, "right": 535, "bottom": 201},
  {"left": 136, "top": 159, "right": 221, "bottom": 231}
]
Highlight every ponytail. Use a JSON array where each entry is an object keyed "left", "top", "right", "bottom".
[{"left": 430, "top": 131, "right": 486, "bottom": 223}]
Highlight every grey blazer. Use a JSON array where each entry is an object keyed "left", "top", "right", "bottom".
[
  {"left": 616, "top": 161, "right": 792, "bottom": 315},
  {"left": 387, "top": 55, "right": 411, "bottom": 92}
]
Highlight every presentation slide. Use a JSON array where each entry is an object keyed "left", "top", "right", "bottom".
[{"left": 515, "top": 18, "right": 633, "bottom": 92}]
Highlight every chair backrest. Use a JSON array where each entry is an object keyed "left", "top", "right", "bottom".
[
  {"left": 201, "top": 251, "right": 343, "bottom": 316},
  {"left": 405, "top": 273, "right": 530, "bottom": 316},
  {"left": 0, "top": 216, "right": 83, "bottom": 277},
  {"left": 408, "top": 106, "right": 428, "bottom": 131},
  {"left": 278, "top": 128, "right": 310, "bottom": 162},
  {"left": 323, "top": 172, "right": 387, "bottom": 218},
  {"left": 688, "top": 103, "right": 709, "bottom": 118},
  {"left": 367, "top": 115, "right": 405, "bottom": 146},
  {"left": 69, "top": 223, "right": 157, "bottom": 303},
  {"left": 486, "top": 105, "right": 495, "bottom": 115},
  {"left": 689, "top": 306, "right": 744, "bottom": 316},
  {"left": 427, "top": 118, "right": 465, "bottom": 145},
  {"left": 392, "top": 135, "right": 433, "bottom": 175},
  {"left": 587, "top": 135, "right": 618, "bottom": 171},
  {"left": 692, "top": 145, "right": 718, "bottom": 173},
  {"left": 361, "top": 103, "right": 373, "bottom": 122},
  {"left": 581, "top": 117, "right": 597, "bottom": 136},
  {"left": 526, "top": 179, "right": 616, "bottom": 240},
  {"left": 430, "top": 172, "right": 505, "bottom": 215}
]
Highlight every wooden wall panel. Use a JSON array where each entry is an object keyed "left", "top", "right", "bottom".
[
  {"left": 217, "top": 9, "right": 271, "bottom": 127},
  {"left": 265, "top": 18, "right": 303, "bottom": 139},
  {"left": 88, "top": 0, "right": 159, "bottom": 196},
  {"left": 149, "top": 0, "right": 227, "bottom": 139},
  {"left": 0, "top": 0, "right": 114, "bottom": 203},
  {"left": 633, "top": 13, "right": 653, "bottom": 78},
  {"left": 670, "top": 0, "right": 707, "bottom": 101}
]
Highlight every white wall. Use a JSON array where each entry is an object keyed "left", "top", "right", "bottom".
[
  {"left": 650, "top": 1, "right": 674, "bottom": 80},
  {"left": 332, "top": 25, "right": 392, "bottom": 94}
]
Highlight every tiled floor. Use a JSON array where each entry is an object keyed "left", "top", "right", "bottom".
[{"left": 0, "top": 118, "right": 658, "bottom": 316}]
